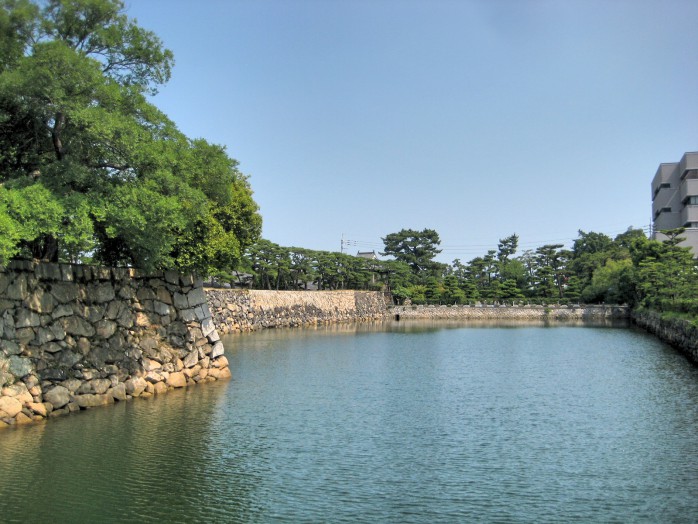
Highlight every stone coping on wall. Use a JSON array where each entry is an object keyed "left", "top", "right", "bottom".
[{"left": 390, "top": 304, "right": 630, "bottom": 320}]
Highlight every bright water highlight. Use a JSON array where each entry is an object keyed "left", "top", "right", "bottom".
[{"left": 1, "top": 322, "right": 697, "bottom": 522}]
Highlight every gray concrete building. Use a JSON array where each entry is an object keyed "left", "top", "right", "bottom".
[{"left": 651, "top": 151, "right": 698, "bottom": 253}]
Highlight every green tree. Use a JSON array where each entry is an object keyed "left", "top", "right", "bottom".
[
  {"left": 0, "top": 0, "right": 261, "bottom": 272},
  {"left": 581, "top": 258, "right": 634, "bottom": 304},
  {"left": 381, "top": 228, "right": 443, "bottom": 279}
]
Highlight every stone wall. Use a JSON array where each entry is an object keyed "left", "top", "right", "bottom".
[
  {"left": 0, "top": 261, "right": 229, "bottom": 428},
  {"left": 631, "top": 310, "right": 698, "bottom": 364},
  {"left": 391, "top": 304, "right": 630, "bottom": 321},
  {"left": 206, "top": 289, "right": 388, "bottom": 334}
]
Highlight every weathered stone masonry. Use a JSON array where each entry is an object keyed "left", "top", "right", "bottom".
[
  {"left": 631, "top": 310, "right": 698, "bottom": 365},
  {"left": 391, "top": 304, "right": 630, "bottom": 321},
  {"left": 206, "top": 289, "right": 388, "bottom": 334},
  {"left": 0, "top": 261, "right": 230, "bottom": 428}
]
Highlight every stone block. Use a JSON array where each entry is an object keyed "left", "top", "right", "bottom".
[
  {"left": 194, "top": 305, "right": 208, "bottom": 321},
  {"left": 51, "top": 304, "right": 73, "bottom": 320},
  {"left": 104, "top": 300, "right": 121, "bottom": 320},
  {"left": 35, "top": 263, "right": 62, "bottom": 281},
  {"left": 79, "top": 381, "right": 95, "bottom": 395},
  {"left": 116, "top": 309, "right": 134, "bottom": 329},
  {"left": 61, "top": 316, "right": 95, "bottom": 337},
  {"left": 89, "top": 378, "right": 110, "bottom": 395},
  {"left": 0, "top": 274, "right": 9, "bottom": 295},
  {"left": 139, "top": 337, "right": 158, "bottom": 352},
  {"left": 108, "top": 334, "right": 125, "bottom": 353},
  {"left": 166, "top": 371, "right": 187, "bottom": 388},
  {"left": 163, "top": 270, "right": 179, "bottom": 285},
  {"left": 187, "top": 288, "right": 207, "bottom": 308},
  {"left": 75, "top": 393, "right": 113, "bottom": 408},
  {"left": 157, "top": 287, "right": 173, "bottom": 305},
  {"left": 96, "top": 267, "right": 112, "bottom": 281},
  {"left": 8, "top": 356, "right": 32, "bottom": 377},
  {"left": 50, "top": 283, "right": 79, "bottom": 304},
  {"left": 86, "top": 305, "right": 105, "bottom": 323},
  {"left": 183, "top": 350, "right": 199, "bottom": 368},
  {"left": 77, "top": 337, "right": 91, "bottom": 355},
  {"left": 95, "top": 320, "right": 117, "bottom": 339},
  {"left": 201, "top": 318, "right": 215, "bottom": 338},
  {"left": 1, "top": 340, "right": 20, "bottom": 356},
  {"left": 25, "top": 289, "right": 55, "bottom": 314},
  {"left": 60, "top": 378, "right": 82, "bottom": 393},
  {"left": 27, "top": 402, "right": 48, "bottom": 417},
  {"left": 60, "top": 265, "right": 75, "bottom": 282},
  {"left": 207, "top": 330, "right": 220, "bottom": 343},
  {"left": 110, "top": 383, "right": 128, "bottom": 401},
  {"left": 0, "top": 397, "right": 22, "bottom": 417},
  {"left": 15, "top": 327, "right": 35, "bottom": 345},
  {"left": 178, "top": 308, "right": 196, "bottom": 322},
  {"left": 44, "top": 342, "right": 62, "bottom": 354},
  {"left": 153, "top": 301, "right": 170, "bottom": 316},
  {"left": 50, "top": 323, "right": 66, "bottom": 341},
  {"left": 142, "top": 358, "right": 161, "bottom": 372},
  {"left": 43, "top": 385, "right": 71, "bottom": 409},
  {"left": 212, "top": 356, "right": 228, "bottom": 369},
  {"left": 111, "top": 267, "right": 129, "bottom": 281},
  {"left": 15, "top": 309, "right": 40, "bottom": 328},
  {"left": 118, "top": 286, "right": 136, "bottom": 300},
  {"left": 145, "top": 371, "right": 164, "bottom": 384},
  {"left": 57, "top": 350, "right": 81, "bottom": 369},
  {"left": 14, "top": 411, "right": 32, "bottom": 424},
  {"left": 35, "top": 327, "right": 55, "bottom": 345},
  {"left": 136, "top": 287, "right": 156, "bottom": 301},
  {"left": 6, "top": 274, "right": 27, "bottom": 301},
  {"left": 173, "top": 292, "right": 189, "bottom": 310},
  {"left": 124, "top": 377, "right": 147, "bottom": 397},
  {"left": 211, "top": 342, "right": 225, "bottom": 358},
  {"left": 42, "top": 368, "right": 67, "bottom": 381}
]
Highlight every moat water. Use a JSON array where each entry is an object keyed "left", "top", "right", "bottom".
[{"left": 1, "top": 321, "right": 698, "bottom": 522}]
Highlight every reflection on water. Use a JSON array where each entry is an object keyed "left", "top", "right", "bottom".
[
  {"left": 0, "top": 381, "right": 233, "bottom": 522},
  {"left": 221, "top": 318, "right": 631, "bottom": 336},
  {"left": 0, "top": 321, "right": 697, "bottom": 523}
]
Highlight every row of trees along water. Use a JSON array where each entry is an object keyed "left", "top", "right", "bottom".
[{"left": 237, "top": 227, "right": 698, "bottom": 319}]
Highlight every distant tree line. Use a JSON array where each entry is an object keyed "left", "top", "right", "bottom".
[{"left": 240, "top": 226, "right": 698, "bottom": 319}]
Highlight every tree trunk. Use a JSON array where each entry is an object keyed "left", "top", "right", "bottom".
[{"left": 52, "top": 112, "right": 65, "bottom": 160}]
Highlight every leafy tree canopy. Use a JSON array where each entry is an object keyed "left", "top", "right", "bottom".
[
  {"left": 0, "top": 0, "right": 261, "bottom": 273},
  {"left": 381, "top": 228, "right": 443, "bottom": 278}
]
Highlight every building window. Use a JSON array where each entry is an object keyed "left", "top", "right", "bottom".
[
  {"left": 684, "top": 196, "right": 698, "bottom": 205},
  {"left": 655, "top": 207, "right": 672, "bottom": 219},
  {"left": 685, "top": 222, "right": 698, "bottom": 229},
  {"left": 653, "top": 182, "right": 671, "bottom": 198}
]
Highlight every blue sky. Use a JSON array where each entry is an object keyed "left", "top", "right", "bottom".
[{"left": 127, "top": 0, "right": 698, "bottom": 262}]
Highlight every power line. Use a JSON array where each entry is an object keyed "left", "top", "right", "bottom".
[{"left": 342, "top": 224, "right": 652, "bottom": 258}]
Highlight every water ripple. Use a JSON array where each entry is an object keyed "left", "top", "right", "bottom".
[{"left": 1, "top": 325, "right": 698, "bottom": 522}]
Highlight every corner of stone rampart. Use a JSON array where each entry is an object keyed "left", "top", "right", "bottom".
[{"left": 0, "top": 261, "right": 229, "bottom": 429}]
